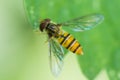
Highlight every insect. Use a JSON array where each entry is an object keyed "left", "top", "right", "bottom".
[{"left": 38, "top": 14, "right": 104, "bottom": 76}]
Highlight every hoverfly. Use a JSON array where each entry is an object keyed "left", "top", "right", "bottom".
[{"left": 38, "top": 14, "right": 104, "bottom": 76}]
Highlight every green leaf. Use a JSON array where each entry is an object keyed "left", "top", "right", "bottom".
[
  {"left": 107, "top": 47, "right": 120, "bottom": 80},
  {"left": 24, "top": 0, "right": 120, "bottom": 79},
  {"left": 102, "top": 0, "right": 120, "bottom": 80}
]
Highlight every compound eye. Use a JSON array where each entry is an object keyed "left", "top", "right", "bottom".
[
  {"left": 39, "top": 19, "right": 51, "bottom": 32},
  {"left": 39, "top": 22, "right": 46, "bottom": 32}
]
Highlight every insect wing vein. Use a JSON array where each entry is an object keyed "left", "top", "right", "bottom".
[
  {"left": 49, "top": 38, "right": 64, "bottom": 76},
  {"left": 61, "top": 14, "right": 104, "bottom": 31}
]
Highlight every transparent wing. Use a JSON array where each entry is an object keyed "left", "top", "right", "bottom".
[
  {"left": 49, "top": 38, "right": 64, "bottom": 76},
  {"left": 61, "top": 14, "right": 104, "bottom": 31}
]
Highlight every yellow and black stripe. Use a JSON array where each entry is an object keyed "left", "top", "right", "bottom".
[{"left": 58, "top": 32, "right": 83, "bottom": 55}]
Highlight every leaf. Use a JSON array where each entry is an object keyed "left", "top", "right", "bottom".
[
  {"left": 24, "top": 0, "right": 120, "bottom": 79},
  {"left": 24, "top": 0, "right": 42, "bottom": 29},
  {"left": 76, "top": 28, "right": 111, "bottom": 79},
  {"left": 76, "top": 0, "right": 120, "bottom": 79},
  {"left": 106, "top": 47, "right": 120, "bottom": 80},
  {"left": 102, "top": 0, "right": 120, "bottom": 80}
]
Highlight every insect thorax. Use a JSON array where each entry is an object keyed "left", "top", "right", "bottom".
[{"left": 46, "top": 23, "right": 61, "bottom": 38}]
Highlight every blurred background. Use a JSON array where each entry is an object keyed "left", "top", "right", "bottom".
[{"left": 0, "top": 0, "right": 120, "bottom": 80}]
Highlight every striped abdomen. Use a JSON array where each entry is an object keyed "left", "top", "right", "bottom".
[{"left": 57, "top": 32, "right": 83, "bottom": 55}]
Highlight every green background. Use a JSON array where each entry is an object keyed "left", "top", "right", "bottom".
[{"left": 0, "top": 0, "right": 120, "bottom": 80}]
